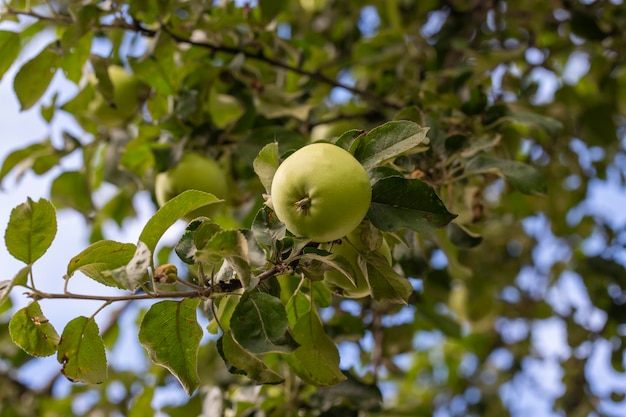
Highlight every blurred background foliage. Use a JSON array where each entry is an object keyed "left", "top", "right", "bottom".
[{"left": 1, "top": 0, "right": 626, "bottom": 416}]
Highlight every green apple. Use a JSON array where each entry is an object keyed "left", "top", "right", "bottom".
[
  {"left": 321, "top": 227, "right": 392, "bottom": 298},
  {"left": 86, "top": 65, "right": 148, "bottom": 128},
  {"left": 155, "top": 153, "right": 229, "bottom": 220},
  {"left": 270, "top": 143, "right": 371, "bottom": 243}
]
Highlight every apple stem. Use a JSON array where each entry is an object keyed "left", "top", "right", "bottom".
[{"left": 294, "top": 197, "right": 311, "bottom": 215}]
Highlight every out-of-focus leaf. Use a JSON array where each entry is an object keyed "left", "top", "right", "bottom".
[
  {"left": 447, "top": 222, "right": 483, "bottom": 248},
  {"left": 0, "top": 31, "right": 20, "bottom": 83},
  {"left": 50, "top": 171, "right": 93, "bottom": 215},
  {"left": 13, "top": 44, "right": 60, "bottom": 110},
  {"left": 139, "top": 299, "right": 202, "bottom": 396},
  {"left": 465, "top": 155, "right": 547, "bottom": 195}
]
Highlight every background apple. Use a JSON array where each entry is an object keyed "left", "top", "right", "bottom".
[
  {"left": 85, "top": 65, "right": 148, "bottom": 128},
  {"left": 155, "top": 153, "right": 229, "bottom": 221}
]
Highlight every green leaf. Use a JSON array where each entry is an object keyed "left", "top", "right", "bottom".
[
  {"left": 208, "top": 92, "right": 244, "bottom": 128},
  {"left": 9, "top": 301, "right": 60, "bottom": 357},
  {"left": 128, "top": 385, "right": 156, "bottom": 417},
  {"left": 465, "top": 155, "right": 547, "bottom": 195},
  {"left": 353, "top": 121, "right": 430, "bottom": 170},
  {"left": 207, "top": 294, "right": 240, "bottom": 334},
  {"left": 57, "top": 316, "right": 108, "bottom": 384},
  {"left": 299, "top": 248, "right": 355, "bottom": 284},
  {"left": 0, "top": 31, "right": 20, "bottom": 83},
  {"left": 13, "top": 44, "right": 60, "bottom": 110},
  {"left": 252, "top": 206, "right": 286, "bottom": 250},
  {"left": 333, "top": 129, "right": 365, "bottom": 151},
  {"left": 0, "top": 266, "right": 30, "bottom": 308},
  {"left": 50, "top": 171, "right": 93, "bottom": 215},
  {"left": 507, "top": 113, "right": 563, "bottom": 139},
  {"left": 0, "top": 141, "right": 57, "bottom": 186},
  {"left": 5, "top": 198, "right": 57, "bottom": 264},
  {"left": 139, "top": 190, "right": 222, "bottom": 254},
  {"left": 364, "top": 252, "right": 413, "bottom": 304},
  {"left": 287, "top": 311, "right": 346, "bottom": 386},
  {"left": 230, "top": 292, "right": 297, "bottom": 354},
  {"left": 253, "top": 142, "right": 280, "bottom": 194},
  {"left": 139, "top": 299, "right": 202, "bottom": 396},
  {"left": 367, "top": 177, "right": 456, "bottom": 232},
  {"left": 66, "top": 240, "right": 137, "bottom": 288},
  {"left": 195, "top": 229, "right": 252, "bottom": 289},
  {"left": 218, "top": 331, "right": 284, "bottom": 384}
]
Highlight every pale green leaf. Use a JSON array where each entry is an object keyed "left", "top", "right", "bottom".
[
  {"left": 218, "top": 331, "right": 284, "bottom": 384},
  {"left": 9, "top": 301, "right": 59, "bottom": 357}
]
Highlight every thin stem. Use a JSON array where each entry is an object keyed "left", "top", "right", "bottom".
[{"left": 4, "top": 7, "right": 402, "bottom": 110}]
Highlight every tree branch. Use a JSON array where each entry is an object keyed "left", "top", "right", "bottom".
[{"left": 4, "top": 7, "right": 403, "bottom": 110}]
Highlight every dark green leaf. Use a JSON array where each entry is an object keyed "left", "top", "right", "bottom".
[
  {"left": 447, "top": 222, "right": 483, "bottom": 248},
  {"left": 9, "top": 301, "right": 59, "bottom": 357},
  {"left": 230, "top": 292, "right": 297, "bottom": 354},
  {"left": 139, "top": 299, "right": 202, "bottom": 396},
  {"left": 57, "top": 316, "right": 108, "bottom": 384},
  {"left": 367, "top": 177, "right": 456, "bottom": 232},
  {"left": 353, "top": 121, "right": 429, "bottom": 170},
  {"left": 5, "top": 198, "right": 57, "bottom": 264},
  {"left": 259, "top": 0, "right": 288, "bottom": 21}
]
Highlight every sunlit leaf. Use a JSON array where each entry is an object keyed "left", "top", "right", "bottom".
[
  {"left": 253, "top": 142, "right": 279, "bottom": 194},
  {"left": 5, "top": 198, "right": 57, "bottom": 264},
  {"left": 9, "top": 301, "right": 59, "bottom": 357},
  {"left": 66, "top": 240, "right": 137, "bottom": 288}
]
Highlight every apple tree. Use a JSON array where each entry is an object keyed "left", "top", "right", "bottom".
[{"left": 1, "top": 0, "right": 625, "bottom": 416}]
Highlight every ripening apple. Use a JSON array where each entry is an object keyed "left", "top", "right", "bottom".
[
  {"left": 321, "top": 226, "right": 392, "bottom": 298},
  {"left": 85, "top": 65, "right": 148, "bottom": 128},
  {"left": 270, "top": 143, "right": 371, "bottom": 243},
  {"left": 155, "top": 153, "right": 229, "bottom": 221}
]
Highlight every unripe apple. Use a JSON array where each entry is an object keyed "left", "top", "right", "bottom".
[
  {"left": 155, "top": 153, "right": 229, "bottom": 221},
  {"left": 270, "top": 143, "right": 371, "bottom": 243}
]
